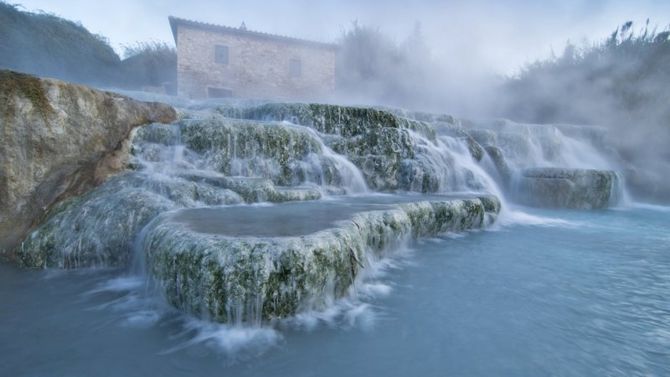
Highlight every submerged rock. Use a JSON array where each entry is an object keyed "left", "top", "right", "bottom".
[
  {"left": 143, "top": 195, "right": 500, "bottom": 323},
  {"left": 0, "top": 70, "right": 177, "bottom": 258},
  {"left": 516, "top": 168, "right": 619, "bottom": 209}
]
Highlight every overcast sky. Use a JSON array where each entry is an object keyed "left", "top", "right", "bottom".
[{"left": 14, "top": 0, "right": 670, "bottom": 75}]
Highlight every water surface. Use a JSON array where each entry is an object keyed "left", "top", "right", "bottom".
[
  {"left": 1, "top": 205, "right": 668, "bottom": 377},
  {"left": 171, "top": 194, "right": 475, "bottom": 236}
]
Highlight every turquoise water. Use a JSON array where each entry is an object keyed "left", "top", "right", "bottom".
[{"left": 1, "top": 205, "right": 668, "bottom": 376}]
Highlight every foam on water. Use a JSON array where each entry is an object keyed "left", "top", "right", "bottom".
[
  {"left": 77, "top": 270, "right": 282, "bottom": 357},
  {"left": 159, "top": 319, "right": 282, "bottom": 358},
  {"left": 281, "top": 243, "right": 413, "bottom": 332},
  {"left": 496, "top": 207, "right": 583, "bottom": 228},
  {"left": 64, "top": 229, "right": 418, "bottom": 359},
  {"left": 631, "top": 202, "right": 670, "bottom": 212},
  {"left": 84, "top": 276, "right": 145, "bottom": 295}
]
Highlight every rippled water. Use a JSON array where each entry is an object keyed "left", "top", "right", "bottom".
[{"left": 1, "top": 205, "right": 668, "bottom": 377}]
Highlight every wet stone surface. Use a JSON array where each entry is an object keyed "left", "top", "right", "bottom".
[
  {"left": 170, "top": 194, "right": 475, "bottom": 237},
  {"left": 144, "top": 195, "right": 501, "bottom": 323}
]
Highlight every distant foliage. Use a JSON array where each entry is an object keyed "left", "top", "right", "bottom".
[
  {"left": 500, "top": 22, "right": 670, "bottom": 153},
  {"left": 121, "top": 42, "right": 177, "bottom": 90},
  {"left": 503, "top": 21, "right": 670, "bottom": 126},
  {"left": 0, "top": 2, "right": 121, "bottom": 84},
  {"left": 499, "top": 21, "right": 670, "bottom": 201},
  {"left": 0, "top": 2, "right": 176, "bottom": 90},
  {"left": 336, "top": 21, "right": 440, "bottom": 109}
]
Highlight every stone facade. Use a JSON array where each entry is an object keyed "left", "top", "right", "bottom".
[{"left": 169, "top": 17, "right": 337, "bottom": 100}]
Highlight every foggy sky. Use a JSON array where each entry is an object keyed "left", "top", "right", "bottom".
[{"left": 14, "top": 0, "right": 670, "bottom": 75}]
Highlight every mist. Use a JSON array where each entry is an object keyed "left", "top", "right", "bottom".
[
  {"left": 2, "top": 0, "right": 670, "bottom": 201},
  {"left": 497, "top": 21, "right": 670, "bottom": 201},
  {"left": 7, "top": 1, "right": 670, "bottom": 103}
]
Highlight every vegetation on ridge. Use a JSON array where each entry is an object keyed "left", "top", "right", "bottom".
[
  {"left": 500, "top": 21, "right": 670, "bottom": 147},
  {"left": 498, "top": 21, "right": 670, "bottom": 201},
  {"left": 0, "top": 70, "right": 53, "bottom": 121},
  {"left": 0, "top": 2, "right": 176, "bottom": 91}
]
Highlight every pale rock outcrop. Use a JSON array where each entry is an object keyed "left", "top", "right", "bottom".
[{"left": 0, "top": 70, "right": 177, "bottom": 258}]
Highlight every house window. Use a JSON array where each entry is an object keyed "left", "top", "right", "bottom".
[
  {"left": 289, "top": 58, "right": 301, "bottom": 78},
  {"left": 208, "top": 87, "right": 233, "bottom": 98},
  {"left": 214, "top": 45, "right": 229, "bottom": 65}
]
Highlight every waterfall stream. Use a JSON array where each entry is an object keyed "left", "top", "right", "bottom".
[{"left": 16, "top": 103, "right": 629, "bottom": 329}]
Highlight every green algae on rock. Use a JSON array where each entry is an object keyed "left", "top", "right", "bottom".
[
  {"left": 516, "top": 168, "right": 620, "bottom": 209},
  {"left": 143, "top": 195, "right": 500, "bottom": 323},
  {"left": 215, "top": 102, "right": 436, "bottom": 138},
  {"left": 137, "top": 118, "right": 367, "bottom": 193},
  {"left": 16, "top": 172, "right": 244, "bottom": 268},
  {"left": 213, "top": 103, "right": 490, "bottom": 193},
  {"left": 0, "top": 70, "right": 54, "bottom": 121}
]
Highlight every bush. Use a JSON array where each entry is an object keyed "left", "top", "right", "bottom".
[
  {"left": 336, "top": 21, "right": 440, "bottom": 109},
  {"left": 0, "top": 2, "right": 121, "bottom": 85},
  {"left": 0, "top": 2, "right": 176, "bottom": 90},
  {"left": 499, "top": 21, "right": 670, "bottom": 201},
  {"left": 121, "top": 42, "right": 176, "bottom": 92},
  {"left": 501, "top": 21, "right": 670, "bottom": 129}
]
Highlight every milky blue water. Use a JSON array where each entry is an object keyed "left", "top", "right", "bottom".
[{"left": 1, "top": 205, "right": 668, "bottom": 377}]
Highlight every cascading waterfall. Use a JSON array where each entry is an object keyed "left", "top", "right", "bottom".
[
  {"left": 279, "top": 121, "right": 368, "bottom": 194},
  {"left": 16, "top": 102, "right": 629, "bottom": 327},
  {"left": 403, "top": 129, "right": 506, "bottom": 199},
  {"left": 20, "top": 107, "right": 630, "bottom": 268},
  {"left": 133, "top": 116, "right": 370, "bottom": 200},
  {"left": 18, "top": 114, "right": 375, "bottom": 268},
  {"left": 7, "top": 88, "right": 668, "bottom": 377},
  {"left": 463, "top": 119, "right": 629, "bottom": 208}
]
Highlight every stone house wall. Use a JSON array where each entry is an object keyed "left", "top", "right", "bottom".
[{"left": 174, "top": 21, "right": 337, "bottom": 100}]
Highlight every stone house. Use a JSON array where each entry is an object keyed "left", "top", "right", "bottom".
[{"left": 168, "top": 16, "right": 338, "bottom": 100}]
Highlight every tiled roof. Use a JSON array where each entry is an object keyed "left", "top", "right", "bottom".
[{"left": 168, "top": 16, "right": 338, "bottom": 50}]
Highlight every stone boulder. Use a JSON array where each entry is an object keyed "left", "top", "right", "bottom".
[
  {"left": 0, "top": 70, "right": 177, "bottom": 259},
  {"left": 516, "top": 168, "right": 620, "bottom": 209}
]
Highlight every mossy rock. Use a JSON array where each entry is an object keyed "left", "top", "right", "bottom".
[
  {"left": 0, "top": 70, "right": 54, "bottom": 122},
  {"left": 144, "top": 195, "right": 501, "bottom": 323},
  {"left": 516, "top": 168, "right": 618, "bottom": 209}
]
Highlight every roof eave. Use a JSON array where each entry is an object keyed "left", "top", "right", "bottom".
[
  {"left": 167, "top": 16, "right": 338, "bottom": 50},
  {"left": 168, "top": 16, "right": 179, "bottom": 45}
]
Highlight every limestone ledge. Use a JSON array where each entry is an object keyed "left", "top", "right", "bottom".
[
  {"left": 516, "top": 168, "right": 619, "bottom": 209},
  {"left": 144, "top": 195, "right": 501, "bottom": 323},
  {"left": 16, "top": 173, "right": 323, "bottom": 269},
  {"left": 0, "top": 70, "right": 177, "bottom": 258}
]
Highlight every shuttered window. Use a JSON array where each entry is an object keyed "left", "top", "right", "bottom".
[
  {"left": 214, "top": 45, "right": 229, "bottom": 65},
  {"left": 289, "top": 58, "right": 301, "bottom": 78}
]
